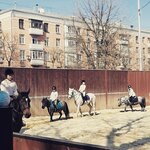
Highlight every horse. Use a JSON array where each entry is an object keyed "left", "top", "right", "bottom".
[
  {"left": 68, "top": 88, "right": 96, "bottom": 117},
  {"left": 118, "top": 96, "right": 146, "bottom": 112},
  {"left": 9, "top": 89, "right": 31, "bottom": 132},
  {"left": 41, "top": 97, "right": 70, "bottom": 121}
]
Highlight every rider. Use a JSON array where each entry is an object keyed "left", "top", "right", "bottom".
[
  {"left": 79, "top": 80, "right": 86, "bottom": 101},
  {"left": 128, "top": 85, "right": 137, "bottom": 104},
  {"left": 0, "top": 68, "right": 26, "bottom": 126},
  {"left": 0, "top": 68, "right": 18, "bottom": 101},
  {"left": 50, "top": 86, "right": 58, "bottom": 110}
]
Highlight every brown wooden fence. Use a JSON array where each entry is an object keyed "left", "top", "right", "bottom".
[{"left": 0, "top": 67, "right": 150, "bottom": 116}]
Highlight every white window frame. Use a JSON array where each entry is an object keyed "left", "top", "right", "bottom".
[
  {"left": 56, "top": 25, "right": 60, "bottom": 34},
  {"left": 20, "top": 50, "right": 25, "bottom": 61},
  {"left": 19, "top": 34, "right": 25, "bottom": 44},
  {"left": 56, "top": 38, "right": 60, "bottom": 47}
]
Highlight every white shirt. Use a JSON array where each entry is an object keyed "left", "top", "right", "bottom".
[
  {"left": 79, "top": 84, "right": 86, "bottom": 93},
  {"left": 128, "top": 88, "right": 136, "bottom": 97},
  {"left": 50, "top": 91, "right": 58, "bottom": 101},
  {"left": 0, "top": 79, "right": 18, "bottom": 98}
]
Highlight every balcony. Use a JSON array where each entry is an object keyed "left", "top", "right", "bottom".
[
  {"left": 65, "top": 32, "right": 77, "bottom": 38},
  {"left": 30, "top": 59, "right": 44, "bottom": 66},
  {"left": 29, "top": 28, "right": 43, "bottom": 35},
  {"left": 29, "top": 44, "right": 44, "bottom": 51},
  {"left": 119, "top": 40, "right": 129, "bottom": 45}
]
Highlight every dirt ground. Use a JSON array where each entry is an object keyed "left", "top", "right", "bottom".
[{"left": 21, "top": 105, "right": 150, "bottom": 150}]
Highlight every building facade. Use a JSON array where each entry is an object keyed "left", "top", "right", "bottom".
[{"left": 0, "top": 9, "right": 150, "bottom": 70}]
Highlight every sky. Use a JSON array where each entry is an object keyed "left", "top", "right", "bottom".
[{"left": 0, "top": 0, "right": 150, "bottom": 31}]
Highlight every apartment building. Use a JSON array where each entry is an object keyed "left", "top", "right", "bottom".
[
  {"left": 0, "top": 8, "right": 150, "bottom": 70},
  {"left": 0, "top": 9, "right": 65, "bottom": 68},
  {"left": 119, "top": 27, "right": 150, "bottom": 70}
]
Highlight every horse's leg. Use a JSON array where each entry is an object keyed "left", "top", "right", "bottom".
[
  {"left": 76, "top": 105, "right": 80, "bottom": 117},
  {"left": 124, "top": 105, "right": 127, "bottom": 112},
  {"left": 87, "top": 103, "right": 92, "bottom": 115},
  {"left": 76, "top": 105, "right": 82, "bottom": 117},
  {"left": 79, "top": 107, "right": 83, "bottom": 117},
  {"left": 50, "top": 111, "right": 54, "bottom": 121},
  {"left": 58, "top": 111, "right": 62, "bottom": 120},
  {"left": 92, "top": 101, "right": 96, "bottom": 115},
  {"left": 130, "top": 105, "right": 134, "bottom": 111},
  {"left": 91, "top": 96, "right": 96, "bottom": 115},
  {"left": 139, "top": 103, "right": 144, "bottom": 111}
]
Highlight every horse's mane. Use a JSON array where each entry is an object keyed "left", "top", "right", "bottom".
[{"left": 124, "top": 96, "right": 129, "bottom": 99}]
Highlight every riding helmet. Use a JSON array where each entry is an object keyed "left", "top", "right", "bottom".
[
  {"left": 5, "top": 68, "right": 14, "bottom": 76},
  {"left": 52, "top": 86, "right": 56, "bottom": 90},
  {"left": 81, "top": 80, "right": 85, "bottom": 84},
  {"left": 128, "top": 85, "right": 131, "bottom": 88}
]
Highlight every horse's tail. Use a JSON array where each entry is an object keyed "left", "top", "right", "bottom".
[
  {"left": 142, "top": 97, "right": 146, "bottom": 108},
  {"left": 64, "top": 102, "right": 70, "bottom": 118}
]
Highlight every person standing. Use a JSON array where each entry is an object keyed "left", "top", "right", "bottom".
[{"left": 0, "top": 68, "right": 18, "bottom": 101}]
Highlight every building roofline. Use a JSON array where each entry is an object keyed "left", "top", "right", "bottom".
[{"left": 0, "top": 8, "right": 150, "bottom": 33}]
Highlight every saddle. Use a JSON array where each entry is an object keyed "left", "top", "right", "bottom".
[
  {"left": 130, "top": 96, "right": 138, "bottom": 104},
  {"left": 82, "top": 94, "right": 90, "bottom": 104},
  {"left": 51, "top": 99, "right": 61, "bottom": 110}
]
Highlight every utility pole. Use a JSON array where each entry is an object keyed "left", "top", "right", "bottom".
[{"left": 138, "top": 0, "right": 142, "bottom": 71}]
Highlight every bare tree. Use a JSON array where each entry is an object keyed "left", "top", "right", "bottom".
[
  {"left": 50, "top": 47, "right": 64, "bottom": 68},
  {"left": 74, "top": 0, "right": 122, "bottom": 69},
  {"left": 0, "top": 32, "right": 18, "bottom": 66}
]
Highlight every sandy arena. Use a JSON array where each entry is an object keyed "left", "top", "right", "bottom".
[{"left": 21, "top": 105, "right": 150, "bottom": 150}]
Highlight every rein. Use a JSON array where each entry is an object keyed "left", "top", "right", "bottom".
[
  {"left": 9, "top": 100, "right": 23, "bottom": 116},
  {"left": 71, "top": 90, "right": 81, "bottom": 99}
]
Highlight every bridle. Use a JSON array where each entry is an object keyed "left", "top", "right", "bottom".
[{"left": 68, "top": 89, "right": 81, "bottom": 100}]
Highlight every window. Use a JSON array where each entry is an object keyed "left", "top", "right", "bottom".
[
  {"left": 44, "top": 52, "right": 50, "bottom": 61},
  {"left": 44, "top": 37, "right": 49, "bottom": 46},
  {"left": 136, "top": 58, "right": 139, "bottom": 64},
  {"left": 119, "top": 34, "right": 128, "bottom": 41},
  {"left": 19, "top": 34, "right": 25, "bottom": 44},
  {"left": 44, "top": 23, "right": 48, "bottom": 32},
  {"left": 56, "top": 38, "right": 60, "bottom": 47},
  {"left": 136, "top": 47, "right": 139, "bottom": 53},
  {"left": 31, "top": 51, "right": 43, "bottom": 59},
  {"left": 68, "top": 26, "right": 75, "bottom": 33},
  {"left": 19, "top": 19, "right": 24, "bottom": 29},
  {"left": 142, "top": 37, "right": 145, "bottom": 43},
  {"left": 143, "top": 48, "right": 145, "bottom": 54},
  {"left": 68, "top": 54, "right": 76, "bottom": 62},
  {"left": 68, "top": 39, "right": 75, "bottom": 47},
  {"left": 32, "top": 37, "right": 39, "bottom": 44},
  {"left": 148, "top": 48, "right": 150, "bottom": 54},
  {"left": 77, "top": 54, "right": 81, "bottom": 63},
  {"left": 31, "top": 19, "right": 42, "bottom": 29},
  {"left": 76, "top": 27, "right": 80, "bottom": 35},
  {"left": 56, "top": 25, "right": 60, "bottom": 34},
  {"left": 20, "top": 50, "right": 25, "bottom": 61}
]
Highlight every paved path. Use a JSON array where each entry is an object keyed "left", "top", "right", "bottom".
[{"left": 21, "top": 106, "right": 150, "bottom": 150}]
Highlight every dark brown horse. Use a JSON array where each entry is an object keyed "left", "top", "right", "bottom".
[
  {"left": 9, "top": 89, "right": 31, "bottom": 132},
  {"left": 41, "top": 97, "right": 69, "bottom": 121}
]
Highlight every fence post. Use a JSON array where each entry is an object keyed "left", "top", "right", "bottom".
[
  {"left": 0, "top": 107, "right": 13, "bottom": 150},
  {"left": 105, "top": 70, "right": 108, "bottom": 108}
]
